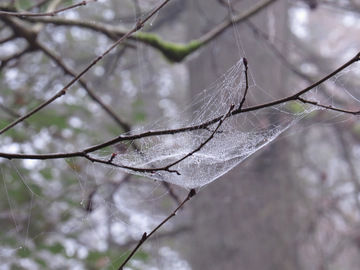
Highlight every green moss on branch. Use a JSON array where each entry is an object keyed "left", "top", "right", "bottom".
[{"left": 135, "top": 32, "right": 203, "bottom": 63}]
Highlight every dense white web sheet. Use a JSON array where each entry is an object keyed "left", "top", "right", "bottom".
[{"left": 91, "top": 59, "right": 316, "bottom": 189}]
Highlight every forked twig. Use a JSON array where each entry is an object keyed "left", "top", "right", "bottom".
[
  {"left": 36, "top": 41, "right": 132, "bottom": 132},
  {"left": 0, "top": 0, "right": 171, "bottom": 135},
  {"left": 297, "top": 97, "right": 360, "bottom": 115},
  {"left": 155, "top": 104, "right": 236, "bottom": 175},
  {"left": 76, "top": 104, "right": 236, "bottom": 176},
  {"left": 117, "top": 188, "right": 196, "bottom": 270},
  {"left": 0, "top": 53, "right": 359, "bottom": 163}
]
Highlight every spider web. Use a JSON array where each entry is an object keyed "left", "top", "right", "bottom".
[
  {"left": 91, "top": 59, "right": 317, "bottom": 189},
  {"left": 2, "top": 2, "right": 360, "bottom": 270}
]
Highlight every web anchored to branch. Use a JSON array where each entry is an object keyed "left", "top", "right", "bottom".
[
  {"left": 89, "top": 56, "right": 357, "bottom": 189},
  {"left": 1, "top": 54, "right": 359, "bottom": 189}
]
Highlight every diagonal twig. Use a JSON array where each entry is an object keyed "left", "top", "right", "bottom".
[
  {"left": 151, "top": 104, "right": 235, "bottom": 175},
  {"left": 117, "top": 188, "right": 196, "bottom": 270},
  {"left": 36, "top": 41, "right": 132, "bottom": 132},
  {"left": 0, "top": 0, "right": 172, "bottom": 135}
]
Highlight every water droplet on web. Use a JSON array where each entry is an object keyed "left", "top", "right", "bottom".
[
  {"left": 91, "top": 59, "right": 317, "bottom": 189},
  {"left": 149, "top": 10, "right": 159, "bottom": 26}
]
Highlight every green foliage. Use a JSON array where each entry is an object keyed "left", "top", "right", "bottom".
[
  {"left": 16, "top": 0, "right": 33, "bottom": 9},
  {"left": 17, "top": 246, "right": 31, "bottom": 258},
  {"left": 34, "top": 258, "right": 47, "bottom": 268},
  {"left": 132, "top": 99, "right": 147, "bottom": 123},
  {"left": 45, "top": 242, "right": 65, "bottom": 254},
  {"left": 39, "top": 167, "right": 53, "bottom": 181},
  {"left": 30, "top": 109, "right": 69, "bottom": 131},
  {"left": 132, "top": 250, "right": 149, "bottom": 262},
  {"left": 0, "top": 126, "right": 28, "bottom": 143},
  {"left": 6, "top": 177, "right": 35, "bottom": 204},
  {"left": 85, "top": 251, "right": 110, "bottom": 269},
  {"left": 286, "top": 101, "right": 307, "bottom": 113}
]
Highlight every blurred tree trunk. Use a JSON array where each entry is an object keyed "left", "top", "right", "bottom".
[{"left": 182, "top": 1, "right": 301, "bottom": 269}]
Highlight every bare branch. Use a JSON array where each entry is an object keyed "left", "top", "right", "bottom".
[
  {"left": 245, "top": 20, "right": 314, "bottom": 83},
  {"left": 17, "top": 0, "right": 278, "bottom": 62},
  {"left": 0, "top": 45, "right": 35, "bottom": 72},
  {"left": 0, "top": 0, "right": 96, "bottom": 17},
  {"left": 0, "top": 53, "right": 359, "bottom": 165},
  {"left": 199, "top": 0, "right": 278, "bottom": 45},
  {"left": 238, "top": 57, "right": 249, "bottom": 110},
  {"left": 0, "top": 0, "right": 171, "bottom": 135},
  {"left": 117, "top": 188, "right": 196, "bottom": 270},
  {"left": 36, "top": 41, "right": 132, "bottom": 132},
  {"left": 0, "top": 34, "right": 15, "bottom": 44},
  {"left": 297, "top": 97, "right": 360, "bottom": 115},
  {"left": 156, "top": 104, "right": 235, "bottom": 174}
]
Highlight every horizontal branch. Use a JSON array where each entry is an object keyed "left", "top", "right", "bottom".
[
  {"left": 0, "top": 53, "right": 359, "bottom": 171},
  {"left": 18, "top": 0, "right": 277, "bottom": 62}
]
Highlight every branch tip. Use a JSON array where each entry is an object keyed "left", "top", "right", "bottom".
[
  {"left": 356, "top": 52, "right": 360, "bottom": 60},
  {"left": 108, "top": 153, "right": 117, "bottom": 163},
  {"left": 135, "top": 18, "right": 143, "bottom": 31},
  {"left": 189, "top": 189, "right": 196, "bottom": 198},
  {"left": 243, "top": 57, "right": 248, "bottom": 67}
]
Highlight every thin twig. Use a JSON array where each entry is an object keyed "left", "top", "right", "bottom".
[
  {"left": 117, "top": 225, "right": 190, "bottom": 250},
  {"left": 19, "top": 0, "right": 278, "bottom": 62},
  {"left": 238, "top": 57, "right": 249, "bottom": 109},
  {"left": 0, "top": 0, "right": 96, "bottom": 17},
  {"left": 0, "top": 0, "right": 171, "bottom": 135},
  {"left": 297, "top": 97, "right": 360, "bottom": 115},
  {"left": 117, "top": 188, "right": 196, "bottom": 270},
  {"left": 0, "top": 44, "right": 37, "bottom": 72},
  {"left": 245, "top": 20, "right": 358, "bottom": 110},
  {"left": 0, "top": 53, "right": 359, "bottom": 162},
  {"left": 101, "top": 105, "right": 235, "bottom": 176},
  {"left": 36, "top": 41, "right": 132, "bottom": 132},
  {"left": 245, "top": 20, "right": 314, "bottom": 83},
  {"left": 0, "top": 103, "right": 22, "bottom": 119},
  {"left": 0, "top": 34, "right": 15, "bottom": 44},
  {"left": 199, "top": 0, "right": 278, "bottom": 45},
  {"left": 158, "top": 104, "right": 235, "bottom": 174}
]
